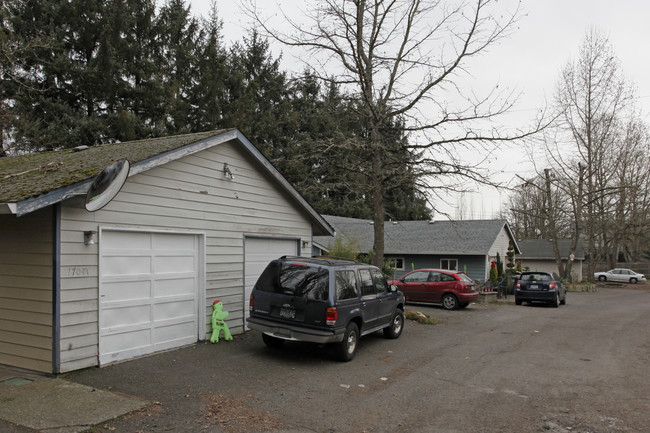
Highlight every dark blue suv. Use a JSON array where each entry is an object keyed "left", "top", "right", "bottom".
[{"left": 247, "top": 256, "right": 405, "bottom": 361}]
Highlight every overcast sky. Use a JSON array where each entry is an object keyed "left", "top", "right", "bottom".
[{"left": 189, "top": 0, "right": 650, "bottom": 219}]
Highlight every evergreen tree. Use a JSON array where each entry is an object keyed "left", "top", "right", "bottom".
[
  {"left": 188, "top": 2, "right": 227, "bottom": 131},
  {"left": 110, "top": 0, "right": 160, "bottom": 140},
  {"left": 155, "top": 0, "right": 201, "bottom": 134},
  {"left": 224, "top": 29, "right": 295, "bottom": 159}
]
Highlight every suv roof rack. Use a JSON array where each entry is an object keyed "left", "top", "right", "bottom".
[
  {"left": 312, "top": 255, "right": 359, "bottom": 263},
  {"left": 277, "top": 255, "right": 361, "bottom": 266}
]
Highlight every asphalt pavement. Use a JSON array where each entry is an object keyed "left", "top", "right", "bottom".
[{"left": 1, "top": 286, "right": 648, "bottom": 433}]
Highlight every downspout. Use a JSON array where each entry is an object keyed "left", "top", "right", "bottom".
[{"left": 52, "top": 204, "right": 61, "bottom": 374}]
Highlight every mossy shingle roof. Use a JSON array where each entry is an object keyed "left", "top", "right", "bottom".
[
  {"left": 0, "top": 131, "right": 219, "bottom": 203},
  {"left": 1, "top": 129, "right": 334, "bottom": 236}
]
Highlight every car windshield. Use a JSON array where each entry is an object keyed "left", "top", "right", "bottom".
[{"left": 255, "top": 261, "right": 329, "bottom": 300}]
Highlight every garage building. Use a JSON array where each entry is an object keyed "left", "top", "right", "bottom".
[{"left": 0, "top": 129, "right": 333, "bottom": 373}]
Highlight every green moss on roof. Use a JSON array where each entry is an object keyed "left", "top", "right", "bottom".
[{"left": 0, "top": 131, "right": 221, "bottom": 203}]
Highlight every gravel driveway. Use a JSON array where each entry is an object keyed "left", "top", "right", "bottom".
[{"left": 62, "top": 286, "right": 650, "bottom": 433}]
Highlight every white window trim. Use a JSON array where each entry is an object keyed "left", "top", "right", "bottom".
[
  {"left": 389, "top": 257, "right": 405, "bottom": 270},
  {"left": 441, "top": 258, "right": 458, "bottom": 271}
]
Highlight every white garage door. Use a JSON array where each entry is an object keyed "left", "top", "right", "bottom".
[
  {"left": 244, "top": 237, "right": 298, "bottom": 323},
  {"left": 99, "top": 230, "right": 201, "bottom": 365}
]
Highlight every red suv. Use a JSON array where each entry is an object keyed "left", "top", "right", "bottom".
[{"left": 389, "top": 269, "right": 478, "bottom": 310}]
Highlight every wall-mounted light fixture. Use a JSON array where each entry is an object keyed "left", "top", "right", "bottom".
[
  {"left": 84, "top": 231, "right": 97, "bottom": 245},
  {"left": 302, "top": 240, "right": 310, "bottom": 249},
  {"left": 223, "top": 163, "right": 234, "bottom": 180}
]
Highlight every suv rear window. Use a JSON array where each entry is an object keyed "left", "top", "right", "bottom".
[{"left": 255, "top": 261, "right": 329, "bottom": 300}]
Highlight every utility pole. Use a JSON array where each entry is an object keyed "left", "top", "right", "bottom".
[{"left": 544, "top": 169, "right": 566, "bottom": 278}]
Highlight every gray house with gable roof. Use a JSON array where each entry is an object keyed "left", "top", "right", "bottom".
[
  {"left": 315, "top": 215, "right": 520, "bottom": 282},
  {"left": 0, "top": 129, "right": 333, "bottom": 373},
  {"left": 516, "top": 239, "right": 586, "bottom": 282}
]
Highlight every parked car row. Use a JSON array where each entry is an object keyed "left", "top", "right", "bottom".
[
  {"left": 246, "top": 256, "right": 491, "bottom": 362},
  {"left": 246, "top": 256, "right": 647, "bottom": 362},
  {"left": 249, "top": 257, "right": 650, "bottom": 361}
]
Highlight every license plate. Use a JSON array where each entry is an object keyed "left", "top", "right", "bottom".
[
  {"left": 280, "top": 307, "right": 296, "bottom": 319},
  {"left": 530, "top": 284, "right": 538, "bottom": 289}
]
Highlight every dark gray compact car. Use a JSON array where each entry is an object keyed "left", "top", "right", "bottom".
[
  {"left": 515, "top": 271, "right": 566, "bottom": 307},
  {"left": 247, "top": 256, "right": 405, "bottom": 361}
]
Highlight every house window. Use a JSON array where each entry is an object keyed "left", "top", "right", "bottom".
[
  {"left": 440, "top": 259, "right": 458, "bottom": 271},
  {"left": 388, "top": 257, "right": 405, "bottom": 270}
]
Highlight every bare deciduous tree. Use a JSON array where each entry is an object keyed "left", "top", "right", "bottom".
[
  {"left": 247, "top": 0, "right": 545, "bottom": 266},
  {"left": 551, "top": 28, "right": 645, "bottom": 280},
  {"left": 506, "top": 29, "right": 650, "bottom": 281}
]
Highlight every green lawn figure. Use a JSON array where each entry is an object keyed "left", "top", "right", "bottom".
[{"left": 210, "top": 299, "right": 232, "bottom": 343}]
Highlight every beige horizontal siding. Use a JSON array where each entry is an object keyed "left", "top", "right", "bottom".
[{"left": 0, "top": 209, "right": 53, "bottom": 373}]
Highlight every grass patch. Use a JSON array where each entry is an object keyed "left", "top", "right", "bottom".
[{"left": 405, "top": 309, "right": 440, "bottom": 325}]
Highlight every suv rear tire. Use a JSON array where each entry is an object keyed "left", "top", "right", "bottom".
[
  {"left": 383, "top": 309, "right": 404, "bottom": 339},
  {"left": 336, "top": 322, "right": 359, "bottom": 362}
]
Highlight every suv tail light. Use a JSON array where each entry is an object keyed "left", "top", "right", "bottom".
[
  {"left": 249, "top": 293, "right": 254, "bottom": 311},
  {"left": 325, "top": 307, "right": 337, "bottom": 326},
  {"left": 549, "top": 282, "right": 556, "bottom": 290}
]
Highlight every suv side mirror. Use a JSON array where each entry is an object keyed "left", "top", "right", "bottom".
[{"left": 390, "top": 284, "right": 398, "bottom": 292}]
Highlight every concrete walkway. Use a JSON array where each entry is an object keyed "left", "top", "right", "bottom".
[{"left": 0, "top": 366, "right": 147, "bottom": 433}]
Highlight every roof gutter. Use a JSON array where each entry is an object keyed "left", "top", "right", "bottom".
[
  {"left": 3, "top": 181, "right": 90, "bottom": 217},
  {"left": 0, "top": 203, "right": 17, "bottom": 214}
]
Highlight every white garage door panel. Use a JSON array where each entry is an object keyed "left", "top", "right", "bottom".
[
  {"left": 155, "top": 277, "right": 195, "bottom": 297},
  {"left": 102, "top": 256, "right": 151, "bottom": 276},
  {"left": 101, "top": 281, "right": 151, "bottom": 302},
  {"left": 102, "top": 304, "right": 151, "bottom": 329},
  {"left": 102, "top": 329, "right": 151, "bottom": 354},
  {"left": 154, "top": 255, "right": 195, "bottom": 274},
  {"left": 99, "top": 230, "right": 200, "bottom": 365},
  {"left": 154, "top": 321, "right": 196, "bottom": 343},
  {"left": 154, "top": 232, "right": 195, "bottom": 249},
  {"left": 103, "top": 230, "right": 150, "bottom": 249},
  {"left": 154, "top": 299, "right": 195, "bottom": 319}
]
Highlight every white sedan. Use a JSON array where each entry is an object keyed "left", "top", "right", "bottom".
[{"left": 594, "top": 268, "right": 646, "bottom": 284}]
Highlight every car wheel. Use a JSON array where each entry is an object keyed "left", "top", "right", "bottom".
[
  {"left": 560, "top": 293, "right": 566, "bottom": 305},
  {"left": 384, "top": 309, "right": 404, "bottom": 339},
  {"left": 441, "top": 294, "right": 459, "bottom": 310},
  {"left": 551, "top": 293, "right": 559, "bottom": 308},
  {"left": 515, "top": 299, "right": 522, "bottom": 306},
  {"left": 630, "top": 278, "right": 638, "bottom": 284},
  {"left": 262, "top": 333, "right": 285, "bottom": 348},
  {"left": 598, "top": 275, "right": 607, "bottom": 282},
  {"left": 336, "top": 322, "right": 359, "bottom": 362}
]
